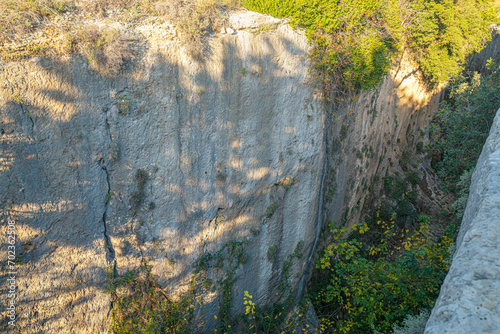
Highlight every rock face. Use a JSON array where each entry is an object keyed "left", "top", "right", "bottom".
[
  {"left": 323, "top": 60, "right": 445, "bottom": 230},
  {"left": 3, "top": 8, "right": 496, "bottom": 334},
  {"left": 0, "top": 11, "right": 324, "bottom": 332},
  {"left": 424, "top": 109, "right": 500, "bottom": 334}
]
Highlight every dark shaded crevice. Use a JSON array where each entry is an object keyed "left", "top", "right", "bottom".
[
  {"left": 101, "top": 107, "right": 117, "bottom": 319},
  {"left": 101, "top": 108, "right": 117, "bottom": 271},
  {"left": 100, "top": 161, "right": 116, "bottom": 266}
]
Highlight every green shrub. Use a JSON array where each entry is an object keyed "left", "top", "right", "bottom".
[
  {"left": 406, "top": 171, "right": 420, "bottom": 186},
  {"left": 243, "top": 0, "right": 496, "bottom": 95},
  {"left": 313, "top": 218, "right": 451, "bottom": 333},
  {"left": 265, "top": 200, "right": 277, "bottom": 218},
  {"left": 429, "top": 61, "right": 500, "bottom": 193},
  {"left": 267, "top": 245, "right": 277, "bottom": 263}
]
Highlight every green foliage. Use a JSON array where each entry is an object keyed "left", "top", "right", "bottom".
[
  {"left": 408, "top": 0, "right": 496, "bottom": 86},
  {"left": 13, "top": 256, "right": 25, "bottom": 265},
  {"left": 108, "top": 263, "right": 194, "bottom": 334},
  {"left": 265, "top": 200, "right": 278, "bottom": 218},
  {"left": 106, "top": 191, "right": 113, "bottom": 203},
  {"left": 243, "top": 0, "right": 496, "bottom": 96},
  {"left": 280, "top": 176, "right": 295, "bottom": 190},
  {"left": 429, "top": 62, "right": 500, "bottom": 193},
  {"left": 105, "top": 267, "right": 136, "bottom": 293},
  {"left": 191, "top": 238, "right": 248, "bottom": 333},
  {"left": 406, "top": 171, "right": 420, "bottom": 186},
  {"left": 267, "top": 245, "right": 277, "bottom": 263},
  {"left": 313, "top": 218, "right": 451, "bottom": 333},
  {"left": 118, "top": 95, "right": 130, "bottom": 115}
]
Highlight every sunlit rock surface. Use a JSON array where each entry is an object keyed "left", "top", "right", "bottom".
[{"left": 0, "top": 10, "right": 324, "bottom": 332}]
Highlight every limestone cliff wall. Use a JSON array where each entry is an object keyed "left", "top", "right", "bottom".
[
  {"left": 424, "top": 109, "right": 500, "bottom": 334},
  {"left": 324, "top": 61, "right": 445, "bottom": 232},
  {"left": 0, "top": 11, "right": 324, "bottom": 332},
  {"left": 0, "top": 8, "right": 482, "bottom": 333}
]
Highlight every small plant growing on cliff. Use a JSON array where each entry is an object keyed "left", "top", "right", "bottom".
[
  {"left": 267, "top": 245, "right": 277, "bottom": 263},
  {"left": 265, "top": 201, "right": 277, "bottom": 218},
  {"left": 280, "top": 177, "right": 295, "bottom": 190},
  {"left": 390, "top": 309, "right": 430, "bottom": 334},
  {"left": 70, "top": 25, "right": 132, "bottom": 76},
  {"left": 117, "top": 95, "right": 131, "bottom": 115}
]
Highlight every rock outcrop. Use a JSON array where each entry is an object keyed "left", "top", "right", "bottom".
[
  {"left": 0, "top": 11, "right": 324, "bottom": 332},
  {"left": 424, "top": 109, "right": 500, "bottom": 334},
  {"left": 324, "top": 60, "right": 445, "bottom": 231},
  {"left": 3, "top": 8, "right": 496, "bottom": 334}
]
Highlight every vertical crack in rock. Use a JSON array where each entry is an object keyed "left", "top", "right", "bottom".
[
  {"left": 100, "top": 161, "right": 116, "bottom": 265},
  {"left": 101, "top": 107, "right": 117, "bottom": 269},
  {"left": 101, "top": 107, "right": 117, "bottom": 319}
]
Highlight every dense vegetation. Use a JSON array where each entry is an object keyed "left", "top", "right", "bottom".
[
  {"left": 308, "top": 47, "right": 500, "bottom": 334},
  {"left": 430, "top": 60, "right": 500, "bottom": 192},
  {"left": 311, "top": 217, "right": 451, "bottom": 333},
  {"left": 244, "top": 0, "right": 496, "bottom": 96},
  {"left": 239, "top": 1, "right": 498, "bottom": 333}
]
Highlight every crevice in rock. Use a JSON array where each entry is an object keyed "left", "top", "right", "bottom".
[
  {"left": 100, "top": 161, "right": 116, "bottom": 267},
  {"left": 101, "top": 107, "right": 117, "bottom": 271},
  {"left": 101, "top": 107, "right": 117, "bottom": 319}
]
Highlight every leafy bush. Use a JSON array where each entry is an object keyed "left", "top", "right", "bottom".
[
  {"left": 429, "top": 60, "right": 500, "bottom": 193},
  {"left": 313, "top": 217, "right": 451, "bottom": 333},
  {"left": 243, "top": 0, "right": 496, "bottom": 95},
  {"left": 267, "top": 245, "right": 277, "bottom": 262}
]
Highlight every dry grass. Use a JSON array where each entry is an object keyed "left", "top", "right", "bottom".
[
  {"left": 69, "top": 25, "right": 132, "bottom": 75},
  {"left": 153, "top": 0, "right": 240, "bottom": 56},
  {"left": 0, "top": 0, "right": 74, "bottom": 43},
  {"left": 0, "top": 0, "right": 241, "bottom": 72}
]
